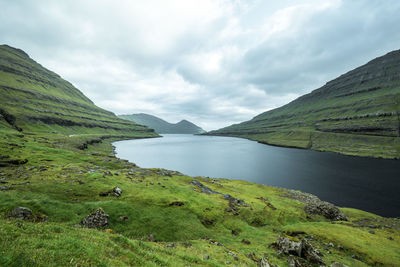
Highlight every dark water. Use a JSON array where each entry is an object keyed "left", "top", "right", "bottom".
[{"left": 114, "top": 134, "right": 400, "bottom": 217}]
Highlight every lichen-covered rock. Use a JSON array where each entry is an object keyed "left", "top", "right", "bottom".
[
  {"left": 276, "top": 236, "right": 302, "bottom": 257},
  {"left": 8, "top": 206, "right": 47, "bottom": 222},
  {"left": 275, "top": 236, "right": 325, "bottom": 266},
  {"left": 304, "top": 201, "right": 347, "bottom": 221},
  {"left": 287, "top": 256, "right": 309, "bottom": 267},
  {"left": 286, "top": 190, "right": 348, "bottom": 221},
  {"left": 99, "top": 187, "right": 122, "bottom": 197},
  {"left": 80, "top": 208, "right": 109, "bottom": 229},
  {"left": 258, "top": 257, "right": 271, "bottom": 267},
  {"left": 0, "top": 185, "right": 11, "bottom": 191},
  {"left": 9, "top": 206, "right": 33, "bottom": 220}
]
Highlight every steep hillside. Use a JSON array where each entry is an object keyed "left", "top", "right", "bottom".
[
  {"left": 206, "top": 50, "right": 400, "bottom": 158},
  {"left": 0, "top": 45, "right": 157, "bottom": 138},
  {"left": 119, "top": 113, "right": 205, "bottom": 134}
]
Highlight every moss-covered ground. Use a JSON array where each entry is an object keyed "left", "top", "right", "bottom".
[{"left": 1, "top": 128, "right": 399, "bottom": 267}]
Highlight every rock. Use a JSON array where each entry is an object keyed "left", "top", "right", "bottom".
[
  {"left": 147, "top": 234, "right": 156, "bottom": 242},
  {"left": 0, "top": 185, "right": 11, "bottom": 191},
  {"left": 301, "top": 239, "right": 325, "bottom": 265},
  {"left": 248, "top": 252, "right": 259, "bottom": 262},
  {"left": 258, "top": 257, "right": 271, "bottom": 267},
  {"left": 111, "top": 187, "right": 122, "bottom": 197},
  {"left": 276, "top": 236, "right": 302, "bottom": 257},
  {"left": 305, "top": 201, "right": 348, "bottom": 221},
  {"left": 203, "top": 254, "right": 210, "bottom": 260},
  {"left": 9, "top": 206, "right": 33, "bottom": 220},
  {"left": 231, "top": 229, "right": 239, "bottom": 235},
  {"left": 275, "top": 236, "right": 325, "bottom": 265},
  {"left": 166, "top": 243, "right": 175, "bottom": 248},
  {"left": 388, "top": 236, "right": 394, "bottom": 240},
  {"left": 241, "top": 239, "right": 251, "bottom": 245},
  {"left": 119, "top": 215, "right": 128, "bottom": 221},
  {"left": 286, "top": 190, "right": 348, "bottom": 221},
  {"left": 169, "top": 201, "right": 184, "bottom": 206},
  {"left": 99, "top": 187, "right": 122, "bottom": 197},
  {"left": 330, "top": 262, "right": 349, "bottom": 267},
  {"left": 190, "top": 180, "right": 218, "bottom": 194},
  {"left": 80, "top": 208, "right": 109, "bottom": 229},
  {"left": 287, "top": 256, "right": 309, "bottom": 267}
]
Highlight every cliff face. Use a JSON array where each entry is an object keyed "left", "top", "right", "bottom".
[
  {"left": 0, "top": 45, "right": 157, "bottom": 138},
  {"left": 206, "top": 50, "right": 400, "bottom": 158},
  {"left": 119, "top": 113, "right": 205, "bottom": 134}
]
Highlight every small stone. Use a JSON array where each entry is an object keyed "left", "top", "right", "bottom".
[
  {"left": 166, "top": 243, "right": 175, "bottom": 248},
  {"left": 241, "top": 239, "right": 251, "bottom": 245},
  {"left": 203, "top": 254, "right": 210, "bottom": 260},
  {"left": 369, "top": 230, "right": 375, "bottom": 234},
  {"left": 0, "top": 185, "right": 11, "bottom": 191},
  {"left": 80, "top": 208, "right": 109, "bottom": 229},
  {"left": 387, "top": 236, "right": 394, "bottom": 240},
  {"left": 147, "top": 234, "right": 156, "bottom": 242},
  {"left": 119, "top": 216, "right": 128, "bottom": 221},
  {"left": 231, "top": 229, "right": 239, "bottom": 235}
]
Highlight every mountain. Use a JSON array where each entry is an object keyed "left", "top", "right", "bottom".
[
  {"left": 206, "top": 50, "right": 400, "bottom": 159},
  {"left": 119, "top": 113, "right": 206, "bottom": 134},
  {"left": 0, "top": 45, "right": 157, "bottom": 140}
]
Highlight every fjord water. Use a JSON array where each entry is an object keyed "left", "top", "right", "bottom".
[{"left": 114, "top": 134, "right": 400, "bottom": 217}]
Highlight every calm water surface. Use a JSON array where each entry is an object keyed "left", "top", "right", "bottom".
[{"left": 114, "top": 134, "right": 400, "bottom": 217}]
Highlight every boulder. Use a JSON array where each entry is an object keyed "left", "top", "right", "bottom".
[
  {"left": 80, "top": 208, "right": 109, "bottom": 229},
  {"left": 99, "top": 187, "right": 122, "bottom": 197},
  {"left": 276, "top": 236, "right": 302, "bottom": 257},
  {"left": 286, "top": 190, "right": 348, "bottom": 221},
  {"left": 275, "top": 236, "right": 325, "bottom": 266},
  {"left": 258, "top": 258, "right": 271, "bottom": 267},
  {"left": 287, "top": 256, "right": 309, "bottom": 267},
  {"left": 304, "top": 201, "right": 348, "bottom": 221},
  {"left": 0, "top": 185, "right": 11, "bottom": 191},
  {"left": 9, "top": 206, "right": 33, "bottom": 220}
]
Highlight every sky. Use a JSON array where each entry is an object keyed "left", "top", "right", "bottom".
[{"left": 1, "top": 0, "right": 400, "bottom": 130}]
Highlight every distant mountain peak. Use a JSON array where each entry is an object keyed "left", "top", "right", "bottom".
[{"left": 119, "top": 113, "right": 205, "bottom": 134}]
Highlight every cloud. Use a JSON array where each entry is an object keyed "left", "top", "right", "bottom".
[{"left": 1, "top": 0, "right": 400, "bottom": 130}]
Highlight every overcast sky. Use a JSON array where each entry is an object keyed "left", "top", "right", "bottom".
[{"left": 1, "top": 0, "right": 400, "bottom": 130}]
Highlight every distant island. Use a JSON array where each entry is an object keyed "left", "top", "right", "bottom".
[{"left": 119, "top": 113, "right": 206, "bottom": 134}]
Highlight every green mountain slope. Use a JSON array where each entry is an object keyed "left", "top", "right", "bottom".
[
  {"left": 206, "top": 50, "right": 400, "bottom": 158},
  {"left": 119, "top": 113, "right": 205, "bottom": 134},
  {"left": 0, "top": 45, "right": 157, "bottom": 139}
]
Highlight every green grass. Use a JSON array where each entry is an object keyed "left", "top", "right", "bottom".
[{"left": 0, "top": 128, "right": 399, "bottom": 266}]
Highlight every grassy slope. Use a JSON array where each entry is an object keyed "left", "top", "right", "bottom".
[
  {"left": 0, "top": 132, "right": 399, "bottom": 266},
  {"left": 0, "top": 45, "right": 399, "bottom": 266},
  {"left": 0, "top": 45, "right": 158, "bottom": 139},
  {"left": 119, "top": 113, "right": 206, "bottom": 134},
  {"left": 206, "top": 50, "right": 400, "bottom": 159}
]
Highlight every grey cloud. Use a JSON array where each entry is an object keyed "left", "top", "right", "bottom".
[{"left": 1, "top": 0, "right": 400, "bottom": 130}]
